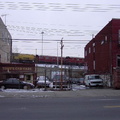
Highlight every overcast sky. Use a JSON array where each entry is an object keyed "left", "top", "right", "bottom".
[{"left": 1, "top": 0, "right": 120, "bottom": 57}]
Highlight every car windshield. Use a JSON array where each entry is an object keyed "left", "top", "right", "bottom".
[
  {"left": 4, "top": 78, "right": 20, "bottom": 84},
  {"left": 53, "top": 75, "right": 66, "bottom": 81},
  {"left": 89, "top": 76, "right": 100, "bottom": 79},
  {"left": 79, "top": 78, "right": 84, "bottom": 81}
]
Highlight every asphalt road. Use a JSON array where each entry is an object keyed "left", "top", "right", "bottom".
[{"left": 0, "top": 96, "right": 120, "bottom": 120}]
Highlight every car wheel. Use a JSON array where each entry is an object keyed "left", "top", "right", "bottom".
[
  {"left": 23, "top": 85, "right": 28, "bottom": 90},
  {"left": 85, "top": 84, "right": 88, "bottom": 87},
  {"left": 89, "top": 84, "right": 91, "bottom": 88},
  {"left": 1, "top": 85, "right": 5, "bottom": 90}
]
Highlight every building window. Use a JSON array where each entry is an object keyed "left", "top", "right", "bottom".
[
  {"left": 118, "top": 30, "right": 120, "bottom": 44},
  {"left": 26, "top": 75, "right": 31, "bottom": 81},
  {"left": 93, "top": 47, "right": 95, "bottom": 53},
  {"left": 117, "top": 55, "right": 120, "bottom": 67},
  {"left": 105, "top": 36, "right": 107, "bottom": 42},
  {"left": 93, "top": 43, "right": 95, "bottom": 47},
  {"left": 101, "top": 36, "right": 107, "bottom": 45},
  {"left": 89, "top": 47, "right": 91, "bottom": 53},
  {"left": 2, "top": 32, "right": 5, "bottom": 41},
  {"left": 46, "top": 57, "right": 49, "bottom": 59},
  {"left": 85, "top": 50, "right": 87, "bottom": 56},
  {"left": 93, "top": 60, "right": 95, "bottom": 70},
  {"left": 101, "top": 40, "right": 104, "bottom": 45},
  {"left": 76, "top": 58, "right": 79, "bottom": 61}
]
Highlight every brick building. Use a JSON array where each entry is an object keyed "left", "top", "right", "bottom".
[{"left": 85, "top": 19, "right": 120, "bottom": 87}]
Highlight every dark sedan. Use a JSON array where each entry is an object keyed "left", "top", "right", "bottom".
[{"left": 0, "top": 78, "right": 34, "bottom": 89}]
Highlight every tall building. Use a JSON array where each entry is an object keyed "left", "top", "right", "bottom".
[
  {"left": 0, "top": 17, "right": 12, "bottom": 63},
  {"left": 85, "top": 19, "right": 120, "bottom": 87}
]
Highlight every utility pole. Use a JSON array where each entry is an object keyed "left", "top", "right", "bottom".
[
  {"left": 60, "top": 38, "right": 64, "bottom": 90},
  {"left": 41, "top": 31, "right": 44, "bottom": 55},
  {"left": 35, "top": 49, "right": 37, "bottom": 55},
  {"left": 57, "top": 42, "right": 59, "bottom": 66}
]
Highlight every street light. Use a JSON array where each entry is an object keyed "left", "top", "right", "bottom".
[
  {"left": 60, "top": 38, "right": 64, "bottom": 90},
  {"left": 41, "top": 31, "right": 44, "bottom": 55}
]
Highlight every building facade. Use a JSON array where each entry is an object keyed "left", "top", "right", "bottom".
[
  {"left": 85, "top": 19, "right": 120, "bottom": 87},
  {"left": 0, "top": 17, "right": 12, "bottom": 63},
  {"left": 0, "top": 63, "right": 36, "bottom": 84}
]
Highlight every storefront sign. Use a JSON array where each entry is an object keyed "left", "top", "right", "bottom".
[{"left": 2, "top": 67, "right": 33, "bottom": 71}]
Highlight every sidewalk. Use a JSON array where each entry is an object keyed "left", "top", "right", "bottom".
[{"left": 0, "top": 89, "right": 120, "bottom": 98}]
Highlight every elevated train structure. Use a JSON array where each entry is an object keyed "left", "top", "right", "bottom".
[
  {"left": 12, "top": 53, "right": 84, "bottom": 66},
  {"left": 35, "top": 55, "right": 84, "bottom": 66}
]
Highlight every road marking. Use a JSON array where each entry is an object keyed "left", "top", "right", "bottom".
[
  {"left": 90, "top": 99, "right": 118, "bottom": 101},
  {"left": 104, "top": 106, "right": 120, "bottom": 108}
]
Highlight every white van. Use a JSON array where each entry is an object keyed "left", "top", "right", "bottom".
[{"left": 84, "top": 74, "right": 103, "bottom": 87}]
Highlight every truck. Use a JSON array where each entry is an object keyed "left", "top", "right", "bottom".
[{"left": 84, "top": 74, "right": 103, "bottom": 87}]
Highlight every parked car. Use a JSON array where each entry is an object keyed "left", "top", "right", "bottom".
[
  {"left": 70, "top": 78, "right": 84, "bottom": 84},
  {"left": 36, "top": 76, "right": 51, "bottom": 88},
  {"left": 0, "top": 78, "right": 34, "bottom": 89},
  {"left": 77, "top": 78, "right": 84, "bottom": 85},
  {"left": 71, "top": 78, "right": 80, "bottom": 84},
  {"left": 84, "top": 74, "right": 103, "bottom": 87},
  {"left": 51, "top": 75, "right": 70, "bottom": 89}
]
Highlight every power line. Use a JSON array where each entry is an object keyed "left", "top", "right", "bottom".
[
  {"left": 11, "top": 38, "right": 89, "bottom": 41},
  {"left": 0, "top": 1, "right": 120, "bottom": 12}
]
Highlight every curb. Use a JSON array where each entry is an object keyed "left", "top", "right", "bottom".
[{"left": 0, "top": 89, "right": 120, "bottom": 98}]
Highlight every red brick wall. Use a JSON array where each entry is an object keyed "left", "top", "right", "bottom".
[{"left": 85, "top": 19, "right": 120, "bottom": 75}]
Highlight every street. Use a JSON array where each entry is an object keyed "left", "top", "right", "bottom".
[{"left": 0, "top": 96, "right": 120, "bottom": 120}]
